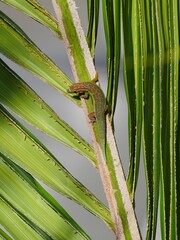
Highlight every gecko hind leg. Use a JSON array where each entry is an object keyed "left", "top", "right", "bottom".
[{"left": 88, "top": 112, "right": 96, "bottom": 123}]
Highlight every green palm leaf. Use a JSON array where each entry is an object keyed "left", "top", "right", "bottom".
[
  {"left": 102, "top": 0, "right": 121, "bottom": 123},
  {"left": 122, "top": 0, "right": 142, "bottom": 201},
  {"left": 1, "top": 154, "right": 91, "bottom": 240},
  {"left": 0, "top": 59, "right": 97, "bottom": 165},
  {"left": 0, "top": 229, "right": 13, "bottom": 240},
  {"left": 0, "top": 0, "right": 61, "bottom": 37},
  {"left": 0, "top": 11, "right": 75, "bottom": 103},
  {"left": 0, "top": 105, "right": 113, "bottom": 230},
  {"left": 86, "top": 0, "right": 99, "bottom": 57}
]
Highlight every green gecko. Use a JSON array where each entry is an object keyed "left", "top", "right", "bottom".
[{"left": 67, "top": 79, "right": 107, "bottom": 162}]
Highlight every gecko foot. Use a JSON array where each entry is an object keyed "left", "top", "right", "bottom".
[
  {"left": 88, "top": 112, "right": 96, "bottom": 123},
  {"left": 91, "top": 71, "right": 99, "bottom": 83},
  {"left": 79, "top": 92, "right": 89, "bottom": 99}
]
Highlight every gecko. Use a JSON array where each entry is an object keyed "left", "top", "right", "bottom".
[{"left": 67, "top": 80, "right": 107, "bottom": 162}]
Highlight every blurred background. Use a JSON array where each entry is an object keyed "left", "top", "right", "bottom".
[{"left": 0, "top": 1, "right": 161, "bottom": 239}]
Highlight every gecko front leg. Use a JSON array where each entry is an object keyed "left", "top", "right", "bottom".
[
  {"left": 79, "top": 91, "right": 89, "bottom": 99},
  {"left": 88, "top": 112, "right": 96, "bottom": 123},
  {"left": 91, "top": 72, "right": 99, "bottom": 84}
]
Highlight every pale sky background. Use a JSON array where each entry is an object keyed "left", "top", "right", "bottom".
[{"left": 0, "top": 1, "right": 161, "bottom": 239}]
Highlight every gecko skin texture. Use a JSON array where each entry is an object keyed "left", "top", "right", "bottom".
[{"left": 68, "top": 82, "right": 107, "bottom": 161}]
